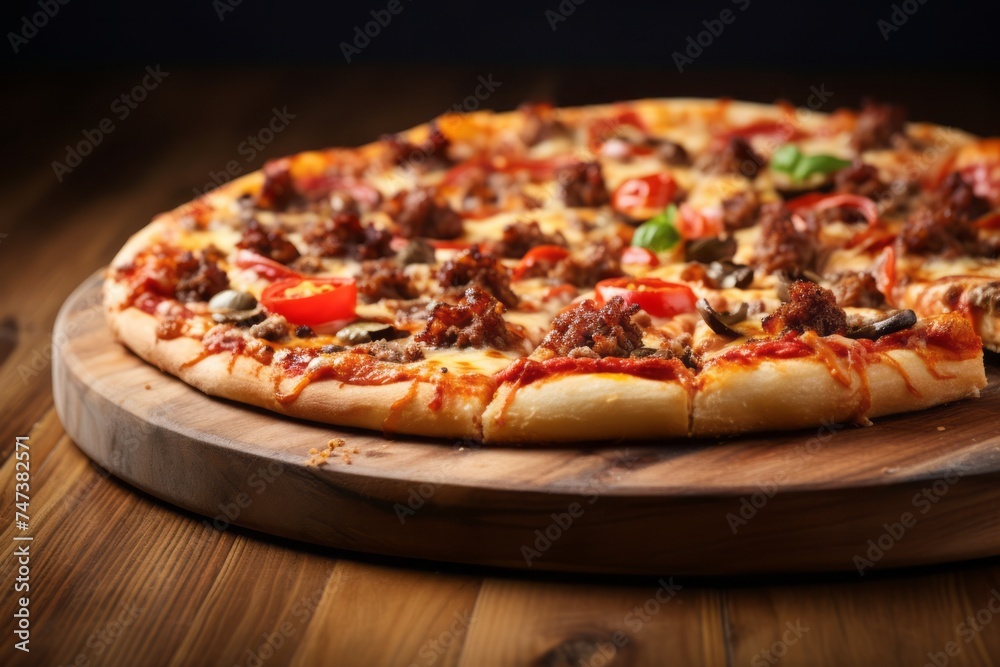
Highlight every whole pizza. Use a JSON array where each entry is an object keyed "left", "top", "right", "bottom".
[{"left": 103, "top": 98, "right": 999, "bottom": 443}]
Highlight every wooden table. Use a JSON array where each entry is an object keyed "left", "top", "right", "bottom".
[{"left": 3, "top": 66, "right": 1000, "bottom": 666}]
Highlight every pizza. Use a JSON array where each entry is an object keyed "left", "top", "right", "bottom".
[{"left": 103, "top": 98, "right": 998, "bottom": 443}]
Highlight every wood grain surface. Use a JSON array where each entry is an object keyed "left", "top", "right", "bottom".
[
  {"left": 3, "top": 66, "right": 1000, "bottom": 666},
  {"left": 53, "top": 273, "right": 1000, "bottom": 576}
]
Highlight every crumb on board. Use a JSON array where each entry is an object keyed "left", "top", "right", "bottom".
[
  {"left": 144, "top": 384, "right": 151, "bottom": 390},
  {"left": 306, "top": 438, "right": 346, "bottom": 467},
  {"left": 937, "top": 426, "right": 946, "bottom": 431}
]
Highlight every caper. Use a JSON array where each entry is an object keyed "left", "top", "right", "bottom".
[{"left": 208, "top": 290, "right": 257, "bottom": 312}]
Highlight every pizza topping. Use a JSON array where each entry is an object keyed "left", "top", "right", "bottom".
[
  {"left": 900, "top": 172, "right": 992, "bottom": 255},
  {"left": 260, "top": 277, "right": 357, "bottom": 327},
  {"left": 551, "top": 238, "right": 624, "bottom": 287},
  {"left": 383, "top": 125, "right": 451, "bottom": 171},
  {"left": 704, "top": 261, "right": 754, "bottom": 290},
  {"left": 249, "top": 314, "right": 290, "bottom": 342},
  {"left": 851, "top": 100, "right": 907, "bottom": 152},
  {"left": 256, "top": 158, "right": 295, "bottom": 210},
  {"left": 396, "top": 238, "right": 437, "bottom": 265},
  {"left": 174, "top": 251, "right": 229, "bottom": 303},
  {"left": 967, "top": 282, "right": 1000, "bottom": 313},
  {"left": 437, "top": 245, "right": 519, "bottom": 307},
  {"left": 827, "top": 271, "right": 886, "bottom": 308},
  {"left": 685, "top": 237, "right": 737, "bottom": 264},
  {"left": 846, "top": 310, "right": 917, "bottom": 340},
  {"left": 336, "top": 321, "right": 402, "bottom": 345},
  {"left": 415, "top": 287, "right": 515, "bottom": 350},
  {"left": 512, "top": 245, "right": 570, "bottom": 280},
  {"left": 771, "top": 144, "right": 851, "bottom": 182},
  {"left": 518, "top": 102, "right": 572, "bottom": 147},
  {"left": 720, "top": 192, "right": 760, "bottom": 231},
  {"left": 706, "top": 137, "right": 765, "bottom": 179},
  {"left": 237, "top": 219, "right": 301, "bottom": 265},
  {"left": 557, "top": 162, "right": 610, "bottom": 207},
  {"left": 492, "top": 220, "right": 568, "bottom": 259},
  {"left": 351, "top": 339, "right": 425, "bottom": 363},
  {"left": 541, "top": 297, "right": 643, "bottom": 358},
  {"left": 753, "top": 204, "right": 814, "bottom": 274},
  {"left": 652, "top": 138, "right": 691, "bottom": 166},
  {"left": 611, "top": 173, "right": 677, "bottom": 218},
  {"left": 833, "top": 161, "right": 885, "bottom": 198},
  {"left": 595, "top": 278, "right": 698, "bottom": 319},
  {"left": 302, "top": 214, "right": 393, "bottom": 260},
  {"left": 389, "top": 188, "right": 464, "bottom": 240},
  {"left": 356, "top": 259, "right": 419, "bottom": 303},
  {"left": 762, "top": 281, "right": 847, "bottom": 336},
  {"left": 696, "top": 299, "right": 748, "bottom": 337},
  {"left": 208, "top": 290, "right": 266, "bottom": 325},
  {"left": 631, "top": 205, "right": 681, "bottom": 252}
]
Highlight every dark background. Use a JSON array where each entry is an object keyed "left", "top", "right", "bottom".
[{"left": 2, "top": 0, "right": 998, "bottom": 225}]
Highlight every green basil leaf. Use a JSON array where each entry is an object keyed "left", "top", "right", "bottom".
[
  {"left": 792, "top": 154, "right": 852, "bottom": 181},
  {"left": 632, "top": 205, "right": 680, "bottom": 252},
  {"left": 771, "top": 144, "right": 851, "bottom": 182}
]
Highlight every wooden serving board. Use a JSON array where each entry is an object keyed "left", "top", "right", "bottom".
[{"left": 53, "top": 272, "right": 1000, "bottom": 575}]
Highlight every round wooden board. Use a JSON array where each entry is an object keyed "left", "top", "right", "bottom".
[{"left": 53, "top": 272, "right": 1000, "bottom": 575}]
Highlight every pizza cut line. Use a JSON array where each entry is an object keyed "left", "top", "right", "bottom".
[{"left": 103, "top": 98, "right": 999, "bottom": 443}]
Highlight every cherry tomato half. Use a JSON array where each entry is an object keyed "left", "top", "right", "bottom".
[
  {"left": 595, "top": 277, "right": 697, "bottom": 319},
  {"left": 620, "top": 246, "right": 660, "bottom": 267},
  {"left": 873, "top": 245, "right": 896, "bottom": 306},
  {"left": 512, "top": 245, "right": 570, "bottom": 280},
  {"left": 612, "top": 173, "right": 677, "bottom": 217},
  {"left": 260, "top": 277, "right": 357, "bottom": 326},
  {"left": 677, "top": 203, "right": 723, "bottom": 240},
  {"left": 786, "top": 193, "right": 880, "bottom": 227}
]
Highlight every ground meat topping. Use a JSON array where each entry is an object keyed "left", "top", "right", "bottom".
[
  {"left": 833, "top": 161, "right": 885, "bottom": 198},
  {"left": 827, "top": 271, "right": 886, "bottom": 308},
  {"left": 491, "top": 220, "right": 568, "bottom": 259},
  {"left": 436, "top": 245, "right": 519, "bottom": 307},
  {"left": 249, "top": 314, "right": 290, "bottom": 342},
  {"left": 236, "top": 219, "right": 301, "bottom": 264},
  {"left": 382, "top": 124, "right": 451, "bottom": 171},
  {"left": 762, "top": 281, "right": 848, "bottom": 336},
  {"left": 550, "top": 238, "right": 624, "bottom": 287},
  {"left": 899, "top": 172, "right": 992, "bottom": 256},
  {"left": 356, "top": 259, "right": 419, "bottom": 303},
  {"left": 351, "top": 339, "right": 425, "bottom": 363},
  {"left": 388, "top": 187, "right": 464, "bottom": 240},
  {"left": 557, "top": 162, "right": 610, "bottom": 207},
  {"left": 651, "top": 138, "right": 691, "bottom": 166},
  {"left": 752, "top": 203, "right": 814, "bottom": 274},
  {"left": 721, "top": 191, "right": 760, "bottom": 231},
  {"left": 707, "top": 137, "right": 765, "bottom": 179},
  {"left": 174, "top": 251, "right": 229, "bottom": 303},
  {"left": 415, "top": 287, "right": 514, "bottom": 350},
  {"left": 256, "top": 158, "right": 295, "bottom": 210},
  {"left": 302, "top": 214, "right": 393, "bottom": 260},
  {"left": 851, "top": 100, "right": 907, "bottom": 152},
  {"left": 541, "top": 297, "right": 643, "bottom": 358}
]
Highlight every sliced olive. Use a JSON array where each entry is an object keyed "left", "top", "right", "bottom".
[
  {"left": 847, "top": 310, "right": 917, "bottom": 340},
  {"left": 336, "top": 321, "right": 399, "bottom": 345},
  {"left": 696, "top": 298, "right": 747, "bottom": 338},
  {"left": 685, "top": 237, "right": 736, "bottom": 263},
  {"left": 706, "top": 261, "right": 753, "bottom": 290},
  {"left": 209, "top": 290, "right": 257, "bottom": 312}
]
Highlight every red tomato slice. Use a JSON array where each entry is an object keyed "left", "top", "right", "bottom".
[
  {"left": 724, "top": 119, "right": 805, "bottom": 143},
  {"left": 595, "top": 278, "right": 697, "bottom": 319},
  {"left": 512, "top": 245, "right": 570, "bottom": 280},
  {"left": 620, "top": 246, "right": 660, "bottom": 267},
  {"left": 677, "top": 203, "right": 723, "bottom": 240},
  {"left": 786, "top": 193, "right": 880, "bottom": 227},
  {"left": 234, "top": 249, "right": 302, "bottom": 281},
  {"left": 611, "top": 173, "right": 677, "bottom": 216},
  {"left": 428, "top": 239, "right": 473, "bottom": 251},
  {"left": 261, "top": 277, "right": 357, "bottom": 326}
]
